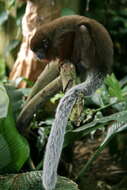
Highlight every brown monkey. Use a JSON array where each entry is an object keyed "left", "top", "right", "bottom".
[
  {"left": 30, "top": 15, "right": 113, "bottom": 190},
  {"left": 30, "top": 15, "right": 112, "bottom": 74}
]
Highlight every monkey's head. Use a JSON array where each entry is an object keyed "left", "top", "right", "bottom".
[
  {"left": 30, "top": 29, "right": 75, "bottom": 63},
  {"left": 30, "top": 36, "right": 51, "bottom": 60}
]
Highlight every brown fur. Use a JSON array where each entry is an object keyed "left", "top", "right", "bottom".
[{"left": 30, "top": 15, "right": 113, "bottom": 74}]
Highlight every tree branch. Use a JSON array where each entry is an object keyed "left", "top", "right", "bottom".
[{"left": 60, "top": 61, "right": 77, "bottom": 92}]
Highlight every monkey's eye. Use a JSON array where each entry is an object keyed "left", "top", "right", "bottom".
[{"left": 42, "top": 39, "right": 49, "bottom": 50}]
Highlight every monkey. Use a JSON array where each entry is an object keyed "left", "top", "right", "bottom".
[{"left": 30, "top": 15, "right": 113, "bottom": 190}]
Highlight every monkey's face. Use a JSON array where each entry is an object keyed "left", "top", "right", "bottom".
[{"left": 30, "top": 37, "right": 52, "bottom": 61}]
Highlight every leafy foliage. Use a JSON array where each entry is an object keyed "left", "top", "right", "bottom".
[
  {"left": 0, "top": 83, "right": 30, "bottom": 174},
  {"left": 0, "top": 0, "right": 25, "bottom": 72},
  {"left": 0, "top": 83, "right": 9, "bottom": 118},
  {"left": 0, "top": 171, "right": 79, "bottom": 190},
  {"left": 27, "top": 73, "right": 127, "bottom": 180}
]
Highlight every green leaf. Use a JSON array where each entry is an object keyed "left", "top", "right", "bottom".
[
  {"left": 5, "top": 84, "right": 28, "bottom": 119},
  {"left": 50, "top": 92, "right": 64, "bottom": 103},
  {"left": 119, "top": 8, "right": 127, "bottom": 17},
  {"left": 0, "top": 83, "right": 9, "bottom": 118},
  {"left": 16, "top": 4, "right": 26, "bottom": 26},
  {"left": 111, "top": 16, "right": 125, "bottom": 24},
  {"left": 0, "top": 83, "right": 29, "bottom": 173},
  {"left": 105, "top": 74, "right": 123, "bottom": 101},
  {"left": 0, "top": 171, "right": 79, "bottom": 190},
  {"left": 101, "top": 121, "right": 127, "bottom": 146},
  {"left": 5, "top": 40, "right": 20, "bottom": 54},
  {"left": 77, "top": 121, "right": 127, "bottom": 179},
  {"left": 0, "top": 11, "right": 8, "bottom": 25},
  {"left": 0, "top": 57, "right": 6, "bottom": 80},
  {"left": 0, "top": 104, "right": 30, "bottom": 173},
  {"left": 0, "top": 2, "right": 5, "bottom": 12},
  {"left": 9, "top": 0, "right": 16, "bottom": 7},
  {"left": 73, "top": 110, "right": 127, "bottom": 132}
]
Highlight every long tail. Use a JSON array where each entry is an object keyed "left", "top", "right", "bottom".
[{"left": 42, "top": 71, "right": 104, "bottom": 190}]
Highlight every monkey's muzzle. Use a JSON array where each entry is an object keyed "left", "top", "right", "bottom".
[{"left": 34, "top": 49, "right": 46, "bottom": 59}]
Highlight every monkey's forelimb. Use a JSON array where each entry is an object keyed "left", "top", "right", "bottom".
[
  {"left": 42, "top": 70, "right": 104, "bottom": 190},
  {"left": 27, "top": 59, "right": 60, "bottom": 102},
  {"left": 17, "top": 76, "right": 62, "bottom": 134}
]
